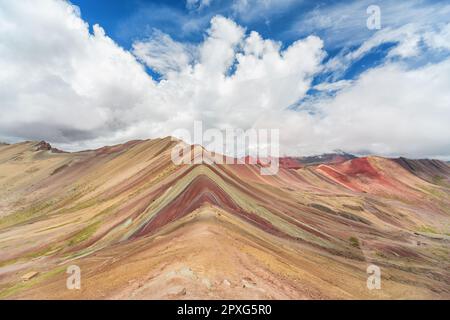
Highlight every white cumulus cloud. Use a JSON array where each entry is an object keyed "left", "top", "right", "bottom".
[{"left": 1, "top": 0, "right": 449, "bottom": 159}]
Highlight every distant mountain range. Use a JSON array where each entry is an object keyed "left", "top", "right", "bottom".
[
  {"left": 279, "top": 152, "right": 356, "bottom": 169},
  {"left": 0, "top": 139, "right": 449, "bottom": 299}
]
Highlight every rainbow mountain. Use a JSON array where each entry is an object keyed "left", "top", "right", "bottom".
[{"left": 0, "top": 138, "right": 449, "bottom": 299}]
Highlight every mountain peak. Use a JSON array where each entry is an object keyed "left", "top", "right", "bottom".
[{"left": 34, "top": 140, "right": 64, "bottom": 153}]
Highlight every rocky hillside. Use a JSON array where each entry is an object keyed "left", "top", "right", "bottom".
[{"left": 0, "top": 139, "right": 449, "bottom": 299}]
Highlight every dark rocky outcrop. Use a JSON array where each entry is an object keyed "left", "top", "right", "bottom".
[{"left": 34, "top": 141, "right": 64, "bottom": 153}]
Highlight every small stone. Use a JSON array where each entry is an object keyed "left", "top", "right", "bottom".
[
  {"left": 21, "top": 271, "right": 39, "bottom": 281},
  {"left": 202, "top": 278, "right": 212, "bottom": 289},
  {"left": 167, "top": 286, "right": 187, "bottom": 296}
]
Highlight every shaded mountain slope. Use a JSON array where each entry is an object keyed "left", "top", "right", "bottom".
[{"left": 394, "top": 157, "right": 450, "bottom": 186}]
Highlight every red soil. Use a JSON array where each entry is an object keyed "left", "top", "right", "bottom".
[
  {"left": 316, "top": 157, "right": 390, "bottom": 192},
  {"left": 338, "top": 157, "right": 381, "bottom": 178},
  {"left": 132, "top": 175, "right": 283, "bottom": 238},
  {"left": 279, "top": 157, "right": 304, "bottom": 169}
]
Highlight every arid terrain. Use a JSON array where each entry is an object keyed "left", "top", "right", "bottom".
[{"left": 0, "top": 139, "right": 449, "bottom": 299}]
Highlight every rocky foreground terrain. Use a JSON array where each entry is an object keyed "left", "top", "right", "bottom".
[{"left": 0, "top": 139, "right": 449, "bottom": 299}]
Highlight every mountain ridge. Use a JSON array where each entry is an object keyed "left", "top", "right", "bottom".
[
  {"left": 0, "top": 138, "right": 449, "bottom": 299},
  {"left": 8, "top": 139, "right": 450, "bottom": 167}
]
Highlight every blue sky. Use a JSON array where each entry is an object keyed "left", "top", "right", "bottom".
[
  {"left": 1, "top": 0, "right": 450, "bottom": 158},
  {"left": 70, "top": 0, "right": 450, "bottom": 89},
  {"left": 73, "top": 0, "right": 302, "bottom": 46},
  {"left": 72, "top": 0, "right": 381, "bottom": 77}
]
